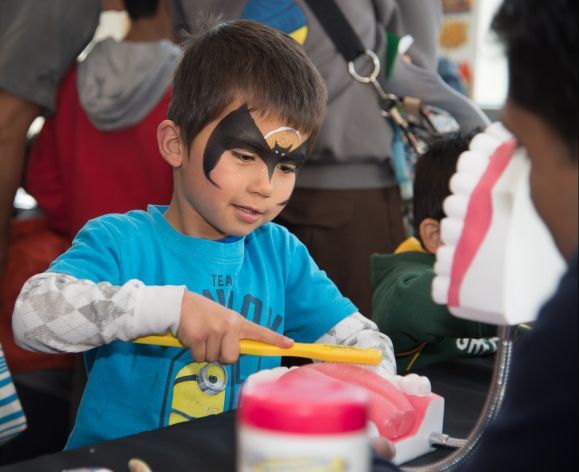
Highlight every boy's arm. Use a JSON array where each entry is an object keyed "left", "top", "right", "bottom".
[
  {"left": 12, "top": 272, "right": 186, "bottom": 353},
  {"left": 315, "top": 312, "right": 396, "bottom": 378},
  {"left": 13, "top": 272, "right": 293, "bottom": 360},
  {"left": 315, "top": 312, "right": 431, "bottom": 395}
]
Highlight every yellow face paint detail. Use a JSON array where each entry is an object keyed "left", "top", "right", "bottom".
[
  {"left": 264, "top": 128, "right": 302, "bottom": 152},
  {"left": 289, "top": 25, "right": 309, "bottom": 45},
  {"left": 169, "top": 362, "right": 226, "bottom": 425}
]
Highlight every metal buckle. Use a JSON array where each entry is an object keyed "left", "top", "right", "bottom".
[
  {"left": 349, "top": 50, "right": 426, "bottom": 155},
  {"left": 348, "top": 50, "right": 400, "bottom": 112}
]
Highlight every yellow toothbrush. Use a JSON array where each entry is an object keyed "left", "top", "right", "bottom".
[{"left": 133, "top": 335, "right": 381, "bottom": 365}]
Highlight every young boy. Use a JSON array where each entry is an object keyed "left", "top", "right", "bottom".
[
  {"left": 12, "top": 20, "right": 398, "bottom": 449},
  {"left": 371, "top": 133, "right": 498, "bottom": 373}
]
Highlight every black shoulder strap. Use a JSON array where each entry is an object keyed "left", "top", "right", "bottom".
[{"left": 303, "top": 0, "right": 366, "bottom": 63}]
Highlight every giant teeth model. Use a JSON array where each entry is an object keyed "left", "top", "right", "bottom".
[{"left": 433, "top": 123, "right": 565, "bottom": 326}]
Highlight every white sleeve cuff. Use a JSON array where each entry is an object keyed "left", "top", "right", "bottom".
[{"left": 136, "top": 285, "right": 187, "bottom": 337}]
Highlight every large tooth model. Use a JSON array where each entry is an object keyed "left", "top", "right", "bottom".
[
  {"left": 433, "top": 123, "right": 565, "bottom": 326},
  {"left": 245, "top": 366, "right": 444, "bottom": 466}
]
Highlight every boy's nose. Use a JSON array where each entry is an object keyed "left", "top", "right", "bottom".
[{"left": 248, "top": 165, "right": 274, "bottom": 197}]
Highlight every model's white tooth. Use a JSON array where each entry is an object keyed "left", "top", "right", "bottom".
[
  {"left": 245, "top": 367, "right": 290, "bottom": 387},
  {"left": 417, "top": 376, "right": 432, "bottom": 396},
  {"left": 450, "top": 172, "right": 479, "bottom": 196},
  {"left": 398, "top": 374, "right": 417, "bottom": 394},
  {"left": 399, "top": 374, "right": 430, "bottom": 396},
  {"left": 440, "top": 218, "right": 464, "bottom": 246},
  {"left": 486, "top": 122, "right": 512, "bottom": 141},
  {"left": 457, "top": 151, "right": 490, "bottom": 176},
  {"left": 392, "top": 375, "right": 404, "bottom": 390},
  {"left": 470, "top": 133, "right": 501, "bottom": 154},
  {"left": 432, "top": 275, "right": 451, "bottom": 304},
  {"left": 444, "top": 194, "right": 469, "bottom": 220},
  {"left": 435, "top": 245, "right": 455, "bottom": 276}
]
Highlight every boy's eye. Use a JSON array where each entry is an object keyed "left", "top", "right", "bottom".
[
  {"left": 232, "top": 151, "right": 256, "bottom": 162},
  {"left": 278, "top": 163, "right": 297, "bottom": 174}
]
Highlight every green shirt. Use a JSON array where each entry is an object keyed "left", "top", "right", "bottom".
[{"left": 371, "top": 251, "right": 498, "bottom": 373}]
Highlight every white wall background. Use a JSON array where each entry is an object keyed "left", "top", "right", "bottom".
[{"left": 474, "top": 0, "right": 508, "bottom": 109}]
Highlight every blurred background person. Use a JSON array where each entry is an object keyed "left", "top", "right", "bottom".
[{"left": 0, "top": 0, "right": 177, "bottom": 463}]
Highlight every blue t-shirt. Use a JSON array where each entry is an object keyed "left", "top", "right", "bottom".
[{"left": 50, "top": 206, "right": 355, "bottom": 449}]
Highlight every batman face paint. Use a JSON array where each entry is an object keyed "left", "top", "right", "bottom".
[
  {"left": 203, "top": 105, "right": 308, "bottom": 186},
  {"left": 166, "top": 104, "right": 309, "bottom": 240}
]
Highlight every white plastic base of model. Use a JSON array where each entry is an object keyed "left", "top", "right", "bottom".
[
  {"left": 433, "top": 123, "right": 565, "bottom": 326},
  {"left": 391, "top": 394, "right": 445, "bottom": 466}
]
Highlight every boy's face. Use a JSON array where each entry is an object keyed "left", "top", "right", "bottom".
[
  {"left": 503, "top": 99, "right": 578, "bottom": 260},
  {"left": 162, "top": 102, "right": 310, "bottom": 240}
]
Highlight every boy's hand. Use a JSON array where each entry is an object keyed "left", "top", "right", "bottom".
[{"left": 177, "top": 292, "right": 294, "bottom": 364}]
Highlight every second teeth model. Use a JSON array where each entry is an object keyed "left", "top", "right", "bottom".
[{"left": 432, "top": 123, "right": 565, "bottom": 326}]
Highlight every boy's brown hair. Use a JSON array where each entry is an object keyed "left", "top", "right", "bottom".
[{"left": 168, "top": 20, "right": 327, "bottom": 155}]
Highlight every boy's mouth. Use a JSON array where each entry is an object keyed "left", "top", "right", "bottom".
[
  {"left": 233, "top": 205, "right": 263, "bottom": 220},
  {"left": 233, "top": 205, "right": 264, "bottom": 216}
]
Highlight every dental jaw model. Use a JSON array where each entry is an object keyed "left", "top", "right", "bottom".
[
  {"left": 245, "top": 365, "right": 444, "bottom": 466},
  {"left": 433, "top": 123, "right": 565, "bottom": 326}
]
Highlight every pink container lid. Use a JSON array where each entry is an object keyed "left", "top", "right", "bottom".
[{"left": 238, "top": 377, "right": 368, "bottom": 435}]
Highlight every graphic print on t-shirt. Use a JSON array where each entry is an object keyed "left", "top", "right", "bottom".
[{"left": 161, "top": 283, "right": 285, "bottom": 426}]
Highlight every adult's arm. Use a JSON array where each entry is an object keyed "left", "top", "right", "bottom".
[
  {"left": 394, "top": 0, "right": 442, "bottom": 71},
  {"left": 375, "top": 0, "right": 489, "bottom": 131},
  {"left": 0, "top": 0, "right": 103, "bottom": 275},
  {"left": 374, "top": 0, "right": 442, "bottom": 71},
  {"left": 0, "top": 92, "right": 39, "bottom": 274}
]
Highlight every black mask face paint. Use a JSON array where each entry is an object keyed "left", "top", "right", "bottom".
[{"left": 203, "top": 105, "right": 309, "bottom": 186}]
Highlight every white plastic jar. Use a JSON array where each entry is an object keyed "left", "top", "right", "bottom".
[{"left": 237, "top": 376, "right": 370, "bottom": 471}]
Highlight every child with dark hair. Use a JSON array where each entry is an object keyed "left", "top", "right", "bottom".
[
  {"left": 13, "top": 20, "right": 400, "bottom": 450},
  {"left": 371, "top": 133, "right": 497, "bottom": 373}
]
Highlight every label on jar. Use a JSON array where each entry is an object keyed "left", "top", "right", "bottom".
[{"left": 238, "top": 426, "right": 370, "bottom": 472}]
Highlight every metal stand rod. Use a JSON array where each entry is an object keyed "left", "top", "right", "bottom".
[
  {"left": 402, "top": 325, "right": 515, "bottom": 472},
  {"left": 429, "top": 433, "right": 466, "bottom": 450}
]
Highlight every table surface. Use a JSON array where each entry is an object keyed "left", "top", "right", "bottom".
[{"left": 0, "top": 356, "right": 494, "bottom": 472}]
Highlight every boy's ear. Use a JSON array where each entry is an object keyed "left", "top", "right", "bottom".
[
  {"left": 419, "top": 218, "right": 442, "bottom": 255},
  {"left": 158, "top": 120, "right": 185, "bottom": 168}
]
